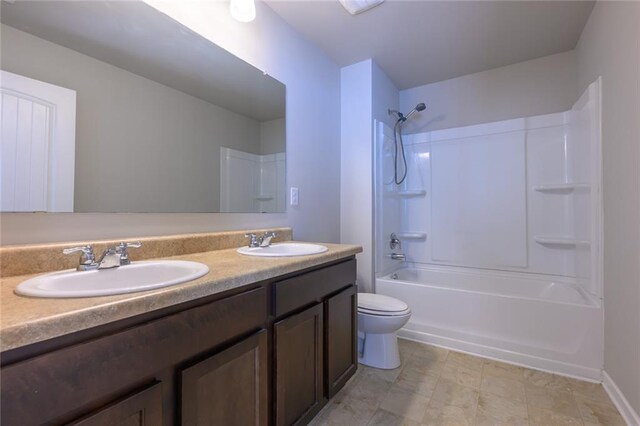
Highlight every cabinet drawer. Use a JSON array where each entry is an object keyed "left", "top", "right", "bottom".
[
  {"left": 273, "top": 259, "right": 356, "bottom": 318},
  {"left": 1, "top": 287, "right": 267, "bottom": 425}
]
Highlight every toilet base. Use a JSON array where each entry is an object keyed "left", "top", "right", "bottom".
[{"left": 358, "top": 332, "right": 401, "bottom": 369}]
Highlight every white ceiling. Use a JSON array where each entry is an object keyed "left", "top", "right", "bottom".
[
  {"left": 1, "top": 1, "right": 285, "bottom": 121},
  {"left": 266, "top": 0, "right": 595, "bottom": 89}
]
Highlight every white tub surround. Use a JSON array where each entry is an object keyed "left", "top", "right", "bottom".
[
  {"left": 220, "top": 147, "right": 286, "bottom": 213},
  {"left": 374, "top": 79, "right": 603, "bottom": 380}
]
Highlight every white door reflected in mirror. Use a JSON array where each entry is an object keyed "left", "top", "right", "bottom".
[{"left": 1, "top": 71, "right": 76, "bottom": 212}]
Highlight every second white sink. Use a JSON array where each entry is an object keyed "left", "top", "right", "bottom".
[
  {"left": 237, "top": 243, "right": 328, "bottom": 257},
  {"left": 15, "top": 260, "right": 209, "bottom": 298}
]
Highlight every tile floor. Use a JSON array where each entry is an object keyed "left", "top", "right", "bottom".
[{"left": 310, "top": 339, "right": 626, "bottom": 426}]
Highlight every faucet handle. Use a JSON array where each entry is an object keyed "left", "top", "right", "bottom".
[
  {"left": 63, "top": 245, "right": 96, "bottom": 269},
  {"left": 245, "top": 233, "right": 260, "bottom": 248},
  {"left": 117, "top": 241, "right": 142, "bottom": 249},
  {"left": 115, "top": 241, "right": 142, "bottom": 265},
  {"left": 63, "top": 245, "right": 94, "bottom": 256},
  {"left": 390, "top": 233, "right": 402, "bottom": 250}
]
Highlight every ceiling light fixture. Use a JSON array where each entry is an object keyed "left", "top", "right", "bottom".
[
  {"left": 230, "top": 0, "right": 256, "bottom": 22},
  {"left": 338, "top": 0, "right": 385, "bottom": 16}
]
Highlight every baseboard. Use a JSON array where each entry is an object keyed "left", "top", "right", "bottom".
[
  {"left": 398, "top": 328, "right": 602, "bottom": 382},
  {"left": 602, "top": 371, "right": 640, "bottom": 426}
]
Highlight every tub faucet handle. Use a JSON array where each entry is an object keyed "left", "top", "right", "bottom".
[{"left": 390, "top": 233, "right": 402, "bottom": 250}]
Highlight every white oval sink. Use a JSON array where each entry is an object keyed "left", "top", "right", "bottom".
[
  {"left": 15, "top": 260, "right": 209, "bottom": 298},
  {"left": 237, "top": 243, "right": 328, "bottom": 257}
]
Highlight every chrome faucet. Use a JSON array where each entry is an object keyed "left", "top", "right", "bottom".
[
  {"left": 260, "top": 231, "right": 278, "bottom": 247},
  {"left": 63, "top": 242, "right": 142, "bottom": 271},
  {"left": 244, "top": 231, "right": 278, "bottom": 248},
  {"left": 389, "top": 234, "right": 405, "bottom": 260},
  {"left": 96, "top": 247, "right": 121, "bottom": 269},
  {"left": 390, "top": 253, "right": 406, "bottom": 261}
]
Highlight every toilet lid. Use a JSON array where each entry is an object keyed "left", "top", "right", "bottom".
[{"left": 358, "top": 293, "right": 409, "bottom": 313}]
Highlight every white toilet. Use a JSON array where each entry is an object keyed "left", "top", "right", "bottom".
[{"left": 357, "top": 293, "right": 412, "bottom": 369}]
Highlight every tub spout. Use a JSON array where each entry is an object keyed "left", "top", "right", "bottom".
[{"left": 390, "top": 253, "right": 406, "bottom": 261}]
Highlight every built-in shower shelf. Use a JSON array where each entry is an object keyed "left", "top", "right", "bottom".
[
  {"left": 396, "top": 189, "right": 427, "bottom": 197},
  {"left": 534, "top": 236, "right": 591, "bottom": 247},
  {"left": 254, "top": 196, "right": 274, "bottom": 201},
  {"left": 396, "top": 232, "right": 427, "bottom": 240},
  {"left": 534, "top": 183, "right": 590, "bottom": 193}
]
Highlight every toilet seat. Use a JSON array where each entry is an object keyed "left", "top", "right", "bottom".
[
  {"left": 358, "top": 307, "right": 411, "bottom": 316},
  {"left": 358, "top": 293, "right": 411, "bottom": 316}
]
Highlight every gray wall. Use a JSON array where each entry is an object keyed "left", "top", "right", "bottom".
[
  {"left": 340, "top": 59, "right": 399, "bottom": 293},
  {"left": 576, "top": 1, "right": 640, "bottom": 417},
  {"left": 259, "top": 118, "right": 286, "bottom": 155},
  {"left": 2, "top": 24, "right": 264, "bottom": 213},
  {"left": 399, "top": 51, "right": 578, "bottom": 134},
  {"left": 0, "top": 1, "right": 341, "bottom": 244},
  {"left": 341, "top": 60, "right": 374, "bottom": 292}
]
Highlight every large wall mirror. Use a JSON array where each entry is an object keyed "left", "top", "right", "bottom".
[{"left": 0, "top": 1, "right": 286, "bottom": 213}]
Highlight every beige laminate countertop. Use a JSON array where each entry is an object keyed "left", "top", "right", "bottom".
[{"left": 0, "top": 242, "right": 362, "bottom": 352}]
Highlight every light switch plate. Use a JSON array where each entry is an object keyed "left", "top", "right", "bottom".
[{"left": 290, "top": 187, "right": 299, "bottom": 206}]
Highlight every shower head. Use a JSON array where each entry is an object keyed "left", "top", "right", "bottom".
[
  {"left": 404, "top": 102, "right": 426, "bottom": 120},
  {"left": 388, "top": 102, "right": 426, "bottom": 123}
]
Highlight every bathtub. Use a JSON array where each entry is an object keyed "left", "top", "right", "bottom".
[{"left": 376, "top": 265, "right": 603, "bottom": 380}]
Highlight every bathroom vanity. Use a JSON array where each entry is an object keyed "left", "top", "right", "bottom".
[{"left": 0, "top": 233, "right": 361, "bottom": 425}]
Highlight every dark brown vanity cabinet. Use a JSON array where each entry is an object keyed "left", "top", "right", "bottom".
[
  {"left": 0, "top": 257, "right": 357, "bottom": 426},
  {"left": 272, "top": 259, "right": 358, "bottom": 425}
]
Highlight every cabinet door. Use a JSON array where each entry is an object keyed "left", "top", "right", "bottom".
[
  {"left": 274, "top": 304, "right": 324, "bottom": 426},
  {"left": 69, "top": 383, "right": 163, "bottom": 426},
  {"left": 181, "top": 330, "right": 268, "bottom": 426},
  {"left": 325, "top": 285, "right": 358, "bottom": 398}
]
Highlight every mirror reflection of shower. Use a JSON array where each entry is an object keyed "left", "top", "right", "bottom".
[{"left": 388, "top": 103, "right": 426, "bottom": 184}]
